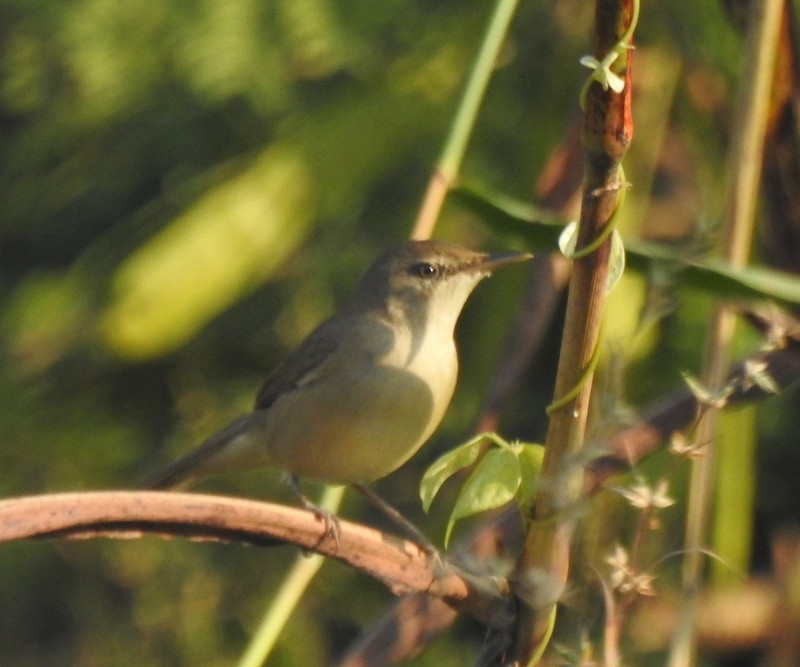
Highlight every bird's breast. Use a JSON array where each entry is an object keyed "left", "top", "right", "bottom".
[
  {"left": 261, "top": 324, "right": 458, "bottom": 484},
  {"left": 381, "top": 317, "right": 458, "bottom": 416}
]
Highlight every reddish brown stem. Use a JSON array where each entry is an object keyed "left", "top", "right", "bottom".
[{"left": 506, "top": 1, "right": 636, "bottom": 663}]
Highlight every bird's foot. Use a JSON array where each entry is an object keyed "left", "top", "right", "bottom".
[
  {"left": 300, "top": 495, "right": 341, "bottom": 544},
  {"left": 283, "top": 473, "right": 341, "bottom": 546}
]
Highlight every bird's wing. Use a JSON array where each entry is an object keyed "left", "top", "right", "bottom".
[{"left": 254, "top": 321, "right": 342, "bottom": 410}]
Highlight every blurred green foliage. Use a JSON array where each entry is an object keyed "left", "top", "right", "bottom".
[{"left": 1, "top": 1, "right": 798, "bottom": 665}]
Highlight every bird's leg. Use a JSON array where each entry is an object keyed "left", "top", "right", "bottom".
[
  {"left": 283, "top": 473, "right": 341, "bottom": 544},
  {"left": 353, "top": 483, "right": 439, "bottom": 558}
]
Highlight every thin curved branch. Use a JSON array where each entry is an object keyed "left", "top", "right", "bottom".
[{"left": 0, "top": 490, "right": 512, "bottom": 629}]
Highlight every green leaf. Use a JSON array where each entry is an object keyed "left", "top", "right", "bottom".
[
  {"left": 419, "top": 435, "right": 484, "bottom": 512},
  {"left": 101, "top": 146, "right": 314, "bottom": 359},
  {"left": 445, "top": 447, "right": 521, "bottom": 547},
  {"left": 516, "top": 443, "right": 545, "bottom": 510},
  {"left": 453, "top": 184, "right": 563, "bottom": 249},
  {"left": 454, "top": 184, "right": 800, "bottom": 307}
]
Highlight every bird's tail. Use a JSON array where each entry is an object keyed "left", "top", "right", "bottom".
[{"left": 144, "top": 414, "right": 261, "bottom": 490}]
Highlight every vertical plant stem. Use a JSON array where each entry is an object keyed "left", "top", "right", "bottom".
[
  {"left": 508, "top": 1, "right": 636, "bottom": 663},
  {"left": 237, "top": 485, "right": 346, "bottom": 667},
  {"left": 410, "top": 0, "right": 520, "bottom": 240},
  {"left": 667, "top": 1, "right": 783, "bottom": 665}
]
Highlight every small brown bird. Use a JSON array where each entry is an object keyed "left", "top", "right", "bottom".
[{"left": 147, "top": 240, "right": 530, "bottom": 496}]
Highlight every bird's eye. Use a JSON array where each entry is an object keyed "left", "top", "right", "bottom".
[{"left": 410, "top": 262, "right": 438, "bottom": 279}]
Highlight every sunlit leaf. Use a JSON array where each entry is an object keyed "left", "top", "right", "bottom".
[
  {"left": 420, "top": 434, "right": 485, "bottom": 512},
  {"left": 445, "top": 447, "right": 520, "bottom": 547},
  {"left": 101, "top": 145, "right": 314, "bottom": 359}
]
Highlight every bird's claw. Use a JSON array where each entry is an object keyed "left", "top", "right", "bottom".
[{"left": 306, "top": 503, "right": 341, "bottom": 546}]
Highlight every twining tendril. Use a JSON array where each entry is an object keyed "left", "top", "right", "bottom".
[
  {"left": 547, "top": 178, "right": 625, "bottom": 414},
  {"left": 548, "top": 171, "right": 626, "bottom": 415},
  {"left": 546, "top": 320, "right": 604, "bottom": 415}
]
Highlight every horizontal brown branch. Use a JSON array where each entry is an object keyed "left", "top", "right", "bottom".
[{"left": 0, "top": 490, "right": 512, "bottom": 629}]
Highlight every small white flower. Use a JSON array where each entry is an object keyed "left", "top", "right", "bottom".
[
  {"left": 614, "top": 477, "right": 675, "bottom": 510},
  {"left": 669, "top": 432, "right": 705, "bottom": 459},
  {"left": 681, "top": 371, "right": 735, "bottom": 409},
  {"left": 606, "top": 544, "right": 630, "bottom": 589},
  {"left": 630, "top": 572, "right": 657, "bottom": 596},
  {"left": 579, "top": 50, "right": 626, "bottom": 93},
  {"left": 605, "top": 544, "right": 658, "bottom": 596},
  {"left": 650, "top": 479, "right": 676, "bottom": 508}
]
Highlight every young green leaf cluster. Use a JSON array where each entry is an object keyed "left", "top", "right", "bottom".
[{"left": 420, "top": 433, "right": 544, "bottom": 547}]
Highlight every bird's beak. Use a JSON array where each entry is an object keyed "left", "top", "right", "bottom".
[{"left": 471, "top": 250, "right": 533, "bottom": 275}]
